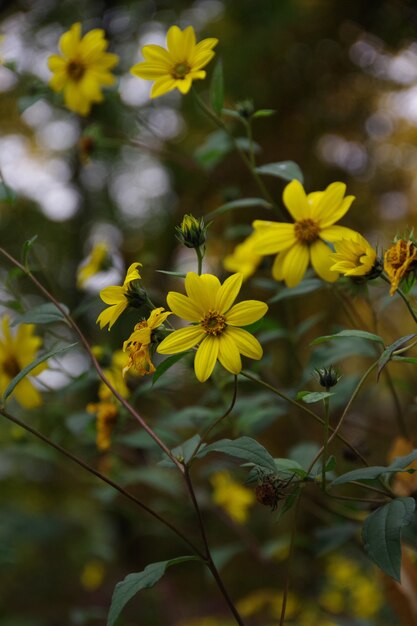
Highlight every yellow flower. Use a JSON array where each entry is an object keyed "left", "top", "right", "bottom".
[
  {"left": 77, "top": 241, "right": 109, "bottom": 289},
  {"left": 384, "top": 238, "right": 417, "bottom": 295},
  {"left": 130, "top": 25, "right": 218, "bottom": 98},
  {"left": 123, "top": 307, "right": 171, "bottom": 377},
  {"left": 47, "top": 22, "right": 119, "bottom": 115},
  {"left": 96, "top": 262, "right": 142, "bottom": 330},
  {"left": 0, "top": 316, "right": 46, "bottom": 409},
  {"left": 80, "top": 560, "right": 106, "bottom": 591},
  {"left": 87, "top": 400, "right": 118, "bottom": 451},
  {"left": 157, "top": 272, "right": 268, "bottom": 382},
  {"left": 330, "top": 232, "right": 377, "bottom": 277},
  {"left": 223, "top": 233, "right": 262, "bottom": 280},
  {"left": 252, "top": 180, "right": 357, "bottom": 288},
  {"left": 210, "top": 471, "right": 256, "bottom": 524}
]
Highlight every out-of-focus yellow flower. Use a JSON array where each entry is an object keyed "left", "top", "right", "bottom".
[
  {"left": 330, "top": 232, "right": 377, "bottom": 277},
  {"left": 252, "top": 180, "right": 356, "bottom": 287},
  {"left": 0, "top": 316, "right": 46, "bottom": 408},
  {"left": 237, "top": 588, "right": 297, "bottom": 619},
  {"left": 87, "top": 350, "right": 129, "bottom": 451},
  {"left": 123, "top": 307, "right": 171, "bottom": 377},
  {"left": 130, "top": 25, "right": 218, "bottom": 98},
  {"left": 80, "top": 560, "right": 106, "bottom": 591},
  {"left": 48, "top": 22, "right": 118, "bottom": 115},
  {"left": 210, "top": 471, "right": 255, "bottom": 524},
  {"left": 97, "top": 262, "right": 142, "bottom": 330},
  {"left": 319, "top": 588, "right": 345, "bottom": 614},
  {"left": 223, "top": 234, "right": 262, "bottom": 280},
  {"left": 157, "top": 272, "right": 267, "bottom": 382},
  {"left": 384, "top": 238, "right": 417, "bottom": 295},
  {"left": 351, "top": 577, "right": 383, "bottom": 618},
  {"left": 77, "top": 241, "right": 109, "bottom": 289}
]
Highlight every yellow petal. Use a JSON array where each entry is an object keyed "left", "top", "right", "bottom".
[
  {"left": 217, "top": 332, "right": 242, "bottom": 374},
  {"left": 185, "top": 272, "right": 220, "bottom": 312},
  {"left": 96, "top": 301, "right": 127, "bottom": 330},
  {"left": 47, "top": 54, "right": 66, "bottom": 71},
  {"left": 320, "top": 195, "right": 355, "bottom": 229},
  {"left": 130, "top": 62, "right": 170, "bottom": 79},
  {"left": 64, "top": 82, "right": 91, "bottom": 115},
  {"left": 150, "top": 77, "right": 177, "bottom": 98},
  {"left": 252, "top": 222, "right": 296, "bottom": 254},
  {"left": 226, "top": 300, "right": 268, "bottom": 326},
  {"left": 167, "top": 292, "right": 203, "bottom": 322},
  {"left": 281, "top": 243, "right": 309, "bottom": 287},
  {"left": 271, "top": 250, "right": 286, "bottom": 281},
  {"left": 124, "top": 262, "right": 142, "bottom": 284},
  {"left": 142, "top": 44, "right": 172, "bottom": 66},
  {"left": 191, "top": 50, "right": 216, "bottom": 71},
  {"left": 283, "top": 180, "right": 309, "bottom": 220},
  {"left": 176, "top": 76, "right": 192, "bottom": 94},
  {"left": 13, "top": 377, "right": 43, "bottom": 409},
  {"left": 320, "top": 225, "right": 358, "bottom": 242},
  {"left": 227, "top": 327, "right": 263, "bottom": 360},
  {"left": 166, "top": 25, "right": 196, "bottom": 62},
  {"left": 49, "top": 70, "right": 68, "bottom": 91},
  {"left": 100, "top": 286, "right": 125, "bottom": 305},
  {"left": 310, "top": 239, "right": 339, "bottom": 283},
  {"left": 59, "top": 23, "right": 82, "bottom": 57},
  {"left": 313, "top": 182, "right": 346, "bottom": 224},
  {"left": 194, "top": 335, "right": 219, "bottom": 382},
  {"left": 215, "top": 273, "right": 243, "bottom": 314},
  {"left": 147, "top": 307, "right": 172, "bottom": 329},
  {"left": 157, "top": 326, "right": 204, "bottom": 354}
]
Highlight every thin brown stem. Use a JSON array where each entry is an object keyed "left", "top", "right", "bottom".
[
  {"left": 0, "top": 407, "right": 203, "bottom": 557},
  {"left": 279, "top": 492, "right": 301, "bottom": 626},
  {"left": 0, "top": 247, "right": 183, "bottom": 472}
]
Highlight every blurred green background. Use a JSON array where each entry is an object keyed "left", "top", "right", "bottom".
[{"left": 1, "top": 0, "right": 417, "bottom": 624}]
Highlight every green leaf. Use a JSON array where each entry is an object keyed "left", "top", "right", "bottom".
[
  {"left": 362, "top": 497, "right": 415, "bottom": 581},
  {"left": 252, "top": 109, "right": 276, "bottom": 119},
  {"left": 377, "top": 334, "right": 416, "bottom": 380},
  {"left": 296, "top": 391, "right": 335, "bottom": 404},
  {"left": 152, "top": 352, "right": 191, "bottom": 385},
  {"left": 159, "top": 434, "right": 203, "bottom": 467},
  {"left": 210, "top": 59, "right": 224, "bottom": 115},
  {"left": 268, "top": 278, "right": 323, "bottom": 303},
  {"left": 0, "top": 182, "right": 17, "bottom": 204},
  {"left": 205, "top": 197, "right": 272, "bottom": 220},
  {"left": 21, "top": 235, "right": 38, "bottom": 268},
  {"left": 197, "top": 436, "right": 276, "bottom": 472},
  {"left": 194, "top": 130, "right": 232, "bottom": 170},
  {"left": 274, "top": 458, "right": 307, "bottom": 478},
  {"left": 107, "top": 556, "right": 199, "bottom": 626},
  {"left": 2, "top": 342, "right": 77, "bottom": 404},
  {"left": 255, "top": 161, "right": 304, "bottom": 183},
  {"left": 332, "top": 449, "right": 417, "bottom": 486},
  {"left": 392, "top": 356, "right": 417, "bottom": 364},
  {"left": 311, "top": 329, "right": 384, "bottom": 346},
  {"left": 155, "top": 270, "right": 187, "bottom": 278},
  {"left": 15, "top": 302, "right": 69, "bottom": 326}
]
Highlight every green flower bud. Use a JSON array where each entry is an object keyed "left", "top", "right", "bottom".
[
  {"left": 176, "top": 214, "right": 207, "bottom": 249},
  {"left": 125, "top": 283, "right": 149, "bottom": 309},
  {"left": 315, "top": 365, "right": 341, "bottom": 389}
]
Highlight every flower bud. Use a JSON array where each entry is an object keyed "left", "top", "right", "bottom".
[
  {"left": 176, "top": 214, "right": 207, "bottom": 249},
  {"left": 315, "top": 365, "right": 341, "bottom": 389},
  {"left": 236, "top": 99, "right": 255, "bottom": 119},
  {"left": 125, "top": 283, "right": 149, "bottom": 309}
]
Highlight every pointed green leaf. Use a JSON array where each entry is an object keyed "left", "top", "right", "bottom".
[
  {"left": 311, "top": 329, "right": 384, "bottom": 346},
  {"left": 107, "top": 556, "right": 199, "bottom": 626},
  {"left": 362, "top": 497, "right": 415, "bottom": 581},
  {"left": 210, "top": 59, "right": 224, "bottom": 115},
  {"left": 15, "top": 302, "right": 69, "bottom": 325},
  {"left": 152, "top": 352, "right": 191, "bottom": 385},
  {"left": 296, "top": 390, "right": 335, "bottom": 404},
  {"left": 332, "top": 450, "right": 417, "bottom": 486},
  {"left": 377, "top": 334, "right": 416, "bottom": 380},
  {"left": 155, "top": 270, "right": 187, "bottom": 278},
  {"left": 21, "top": 235, "right": 38, "bottom": 268},
  {"left": 252, "top": 109, "right": 276, "bottom": 119},
  {"left": 2, "top": 342, "right": 77, "bottom": 404},
  {"left": 255, "top": 161, "right": 304, "bottom": 183},
  {"left": 197, "top": 436, "right": 276, "bottom": 472}
]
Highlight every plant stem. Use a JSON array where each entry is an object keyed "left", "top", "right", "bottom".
[
  {"left": 381, "top": 273, "right": 417, "bottom": 325},
  {"left": 196, "top": 245, "right": 204, "bottom": 275},
  {"left": 0, "top": 247, "right": 183, "bottom": 472},
  {"left": 190, "top": 375, "right": 238, "bottom": 460},
  {"left": 321, "top": 394, "right": 330, "bottom": 491},
  {"left": 192, "top": 88, "right": 277, "bottom": 211},
  {"left": 0, "top": 407, "right": 204, "bottom": 558},
  {"left": 183, "top": 467, "right": 245, "bottom": 626},
  {"left": 241, "top": 370, "right": 369, "bottom": 465}
]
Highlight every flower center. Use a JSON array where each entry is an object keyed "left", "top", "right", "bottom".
[
  {"left": 173, "top": 63, "right": 190, "bottom": 79},
  {"left": 3, "top": 355, "right": 20, "bottom": 378},
  {"left": 67, "top": 60, "right": 86, "bottom": 81},
  {"left": 294, "top": 218, "right": 321, "bottom": 244},
  {"left": 201, "top": 310, "right": 227, "bottom": 336}
]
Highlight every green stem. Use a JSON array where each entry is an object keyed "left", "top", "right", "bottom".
[
  {"left": 0, "top": 408, "right": 204, "bottom": 558},
  {"left": 192, "top": 89, "right": 278, "bottom": 211},
  {"left": 241, "top": 371, "right": 369, "bottom": 465},
  {"left": 322, "top": 394, "right": 330, "bottom": 491},
  {"left": 381, "top": 273, "right": 417, "bottom": 325},
  {"left": 196, "top": 245, "right": 204, "bottom": 275}
]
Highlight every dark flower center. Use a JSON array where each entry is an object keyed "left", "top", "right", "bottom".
[
  {"left": 201, "top": 311, "right": 226, "bottom": 336},
  {"left": 3, "top": 355, "right": 20, "bottom": 378},
  {"left": 294, "top": 218, "right": 320, "bottom": 244},
  {"left": 67, "top": 60, "right": 86, "bottom": 81},
  {"left": 173, "top": 63, "right": 190, "bottom": 79}
]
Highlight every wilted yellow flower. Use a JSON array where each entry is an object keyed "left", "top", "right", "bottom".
[
  {"left": 123, "top": 307, "right": 171, "bottom": 377},
  {"left": 252, "top": 180, "right": 357, "bottom": 287},
  {"left": 0, "top": 316, "right": 46, "bottom": 408},
  {"left": 330, "top": 232, "right": 377, "bottom": 277},
  {"left": 157, "top": 272, "right": 268, "bottom": 382},
  {"left": 77, "top": 241, "right": 109, "bottom": 288},
  {"left": 130, "top": 25, "right": 218, "bottom": 98},
  {"left": 210, "top": 471, "right": 255, "bottom": 523},
  {"left": 97, "top": 262, "right": 143, "bottom": 330},
  {"left": 47, "top": 23, "right": 118, "bottom": 115},
  {"left": 384, "top": 238, "right": 417, "bottom": 295},
  {"left": 223, "top": 233, "right": 262, "bottom": 280}
]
